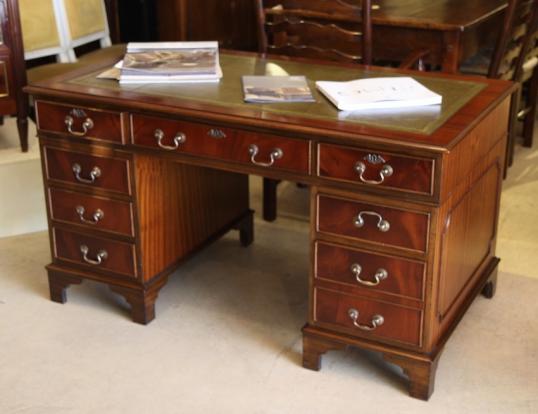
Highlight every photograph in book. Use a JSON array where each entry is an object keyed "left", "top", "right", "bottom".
[
  {"left": 316, "top": 77, "right": 442, "bottom": 111},
  {"left": 242, "top": 76, "right": 315, "bottom": 103},
  {"left": 122, "top": 48, "right": 218, "bottom": 76}
]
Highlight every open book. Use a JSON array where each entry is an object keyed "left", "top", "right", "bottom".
[{"left": 316, "top": 77, "right": 442, "bottom": 111}]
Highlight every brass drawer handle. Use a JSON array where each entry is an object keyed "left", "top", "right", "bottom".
[
  {"left": 154, "top": 129, "right": 186, "bottom": 150},
  {"left": 75, "top": 205, "right": 104, "bottom": 225},
  {"left": 72, "top": 163, "right": 101, "bottom": 184},
  {"left": 350, "top": 263, "right": 388, "bottom": 286},
  {"left": 353, "top": 211, "right": 390, "bottom": 232},
  {"left": 248, "top": 144, "right": 283, "bottom": 167},
  {"left": 64, "top": 115, "right": 94, "bottom": 137},
  {"left": 348, "top": 308, "right": 384, "bottom": 331},
  {"left": 207, "top": 128, "right": 227, "bottom": 139},
  {"left": 80, "top": 245, "right": 108, "bottom": 265},
  {"left": 355, "top": 161, "right": 393, "bottom": 185}
]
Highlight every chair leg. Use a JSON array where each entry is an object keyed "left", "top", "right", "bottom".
[
  {"left": 523, "top": 67, "right": 538, "bottom": 148},
  {"left": 504, "top": 89, "right": 520, "bottom": 177},
  {"left": 262, "top": 178, "right": 280, "bottom": 222}
]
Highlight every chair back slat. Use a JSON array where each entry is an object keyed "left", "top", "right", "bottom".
[
  {"left": 488, "top": 0, "right": 537, "bottom": 79},
  {"left": 516, "top": 6, "right": 538, "bottom": 82},
  {"left": 256, "top": 0, "right": 372, "bottom": 64}
]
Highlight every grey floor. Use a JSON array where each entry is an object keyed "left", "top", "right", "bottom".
[{"left": 0, "top": 121, "right": 537, "bottom": 413}]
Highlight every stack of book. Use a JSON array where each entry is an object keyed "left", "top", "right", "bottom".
[{"left": 119, "top": 41, "right": 222, "bottom": 84}]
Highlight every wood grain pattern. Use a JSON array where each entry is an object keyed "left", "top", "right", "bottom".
[
  {"left": 314, "top": 287, "right": 423, "bottom": 346},
  {"left": 315, "top": 241, "right": 425, "bottom": 300},
  {"left": 131, "top": 113, "right": 311, "bottom": 175},
  {"left": 36, "top": 101, "right": 124, "bottom": 144},
  {"left": 318, "top": 143, "right": 434, "bottom": 195},
  {"left": 48, "top": 188, "right": 134, "bottom": 237},
  {"left": 317, "top": 194, "right": 430, "bottom": 253},
  {"left": 133, "top": 154, "right": 250, "bottom": 281},
  {"left": 44, "top": 146, "right": 131, "bottom": 195},
  {"left": 52, "top": 227, "right": 137, "bottom": 278}
]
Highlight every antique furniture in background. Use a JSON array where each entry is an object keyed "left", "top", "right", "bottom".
[
  {"left": 0, "top": 0, "right": 28, "bottom": 151},
  {"left": 370, "top": 0, "right": 509, "bottom": 73},
  {"left": 155, "top": 0, "right": 258, "bottom": 51},
  {"left": 26, "top": 49, "right": 514, "bottom": 400},
  {"left": 153, "top": 0, "right": 509, "bottom": 74},
  {"left": 461, "top": 0, "right": 538, "bottom": 169}
]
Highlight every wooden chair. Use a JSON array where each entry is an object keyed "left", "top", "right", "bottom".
[
  {"left": 494, "top": 0, "right": 538, "bottom": 167},
  {"left": 514, "top": 7, "right": 538, "bottom": 150},
  {"left": 462, "top": 0, "right": 538, "bottom": 169},
  {"left": 255, "top": 0, "right": 427, "bottom": 221}
]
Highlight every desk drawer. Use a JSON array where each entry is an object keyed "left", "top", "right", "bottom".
[
  {"left": 48, "top": 188, "right": 135, "bottom": 237},
  {"left": 315, "top": 242, "right": 425, "bottom": 300},
  {"left": 314, "top": 287, "right": 422, "bottom": 346},
  {"left": 131, "top": 114, "right": 310, "bottom": 174},
  {"left": 317, "top": 194, "right": 430, "bottom": 253},
  {"left": 44, "top": 147, "right": 131, "bottom": 195},
  {"left": 318, "top": 143, "right": 434, "bottom": 195},
  {"left": 53, "top": 228, "right": 137, "bottom": 278},
  {"left": 36, "top": 101, "right": 124, "bottom": 143}
]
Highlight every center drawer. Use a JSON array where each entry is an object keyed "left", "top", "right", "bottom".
[{"left": 130, "top": 114, "right": 310, "bottom": 174}]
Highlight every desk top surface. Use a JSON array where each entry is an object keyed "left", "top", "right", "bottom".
[
  {"left": 372, "top": 0, "right": 507, "bottom": 30},
  {"left": 27, "top": 51, "right": 514, "bottom": 152}
]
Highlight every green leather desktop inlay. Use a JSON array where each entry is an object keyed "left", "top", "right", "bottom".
[{"left": 70, "top": 54, "right": 486, "bottom": 135}]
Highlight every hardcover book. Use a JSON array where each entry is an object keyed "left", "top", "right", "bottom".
[
  {"left": 119, "top": 41, "right": 222, "bottom": 84},
  {"left": 316, "top": 77, "right": 442, "bottom": 111},
  {"left": 242, "top": 76, "right": 315, "bottom": 103}
]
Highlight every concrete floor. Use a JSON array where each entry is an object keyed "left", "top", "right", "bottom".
[{"left": 0, "top": 118, "right": 537, "bottom": 413}]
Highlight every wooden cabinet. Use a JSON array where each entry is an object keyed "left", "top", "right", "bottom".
[
  {"left": 156, "top": 0, "right": 258, "bottom": 51},
  {"left": 0, "top": 0, "right": 28, "bottom": 151}
]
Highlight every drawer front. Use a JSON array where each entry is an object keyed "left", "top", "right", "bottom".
[
  {"left": 315, "top": 242, "right": 425, "bottom": 300},
  {"left": 44, "top": 147, "right": 131, "bottom": 195},
  {"left": 318, "top": 143, "right": 434, "bottom": 195},
  {"left": 36, "top": 101, "right": 124, "bottom": 143},
  {"left": 53, "top": 228, "right": 137, "bottom": 278},
  {"left": 131, "top": 114, "right": 310, "bottom": 174},
  {"left": 317, "top": 194, "right": 429, "bottom": 253},
  {"left": 48, "top": 188, "right": 134, "bottom": 237},
  {"left": 314, "top": 288, "right": 422, "bottom": 346}
]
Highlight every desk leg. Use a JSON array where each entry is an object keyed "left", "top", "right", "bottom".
[
  {"left": 383, "top": 352, "right": 441, "bottom": 401},
  {"left": 234, "top": 209, "right": 254, "bottom": 247},
  {"left": 48, "top": 269, "right": 83, "bottom": 303},
  {"left": 110, "top": 277, "right": 168, "bottom": 325}
]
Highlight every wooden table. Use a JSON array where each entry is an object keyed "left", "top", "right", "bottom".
[
  {"left": 372, "top": 0, "right": 508, "bottom": 72},
  {"left": 26, "top": 51, "right": 514, "bottom": 400}
]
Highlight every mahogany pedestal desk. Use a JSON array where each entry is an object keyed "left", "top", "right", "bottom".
[{"left": 26, "top": 52, "right": 514, "bottom": 400}]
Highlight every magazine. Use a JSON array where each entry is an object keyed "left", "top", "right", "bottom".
[
  {"left": 316, "top": 77, "right": 442, "bottom": 111},
  {"left": 242, "top": 76, "right": 315, "bottom": 103}
]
